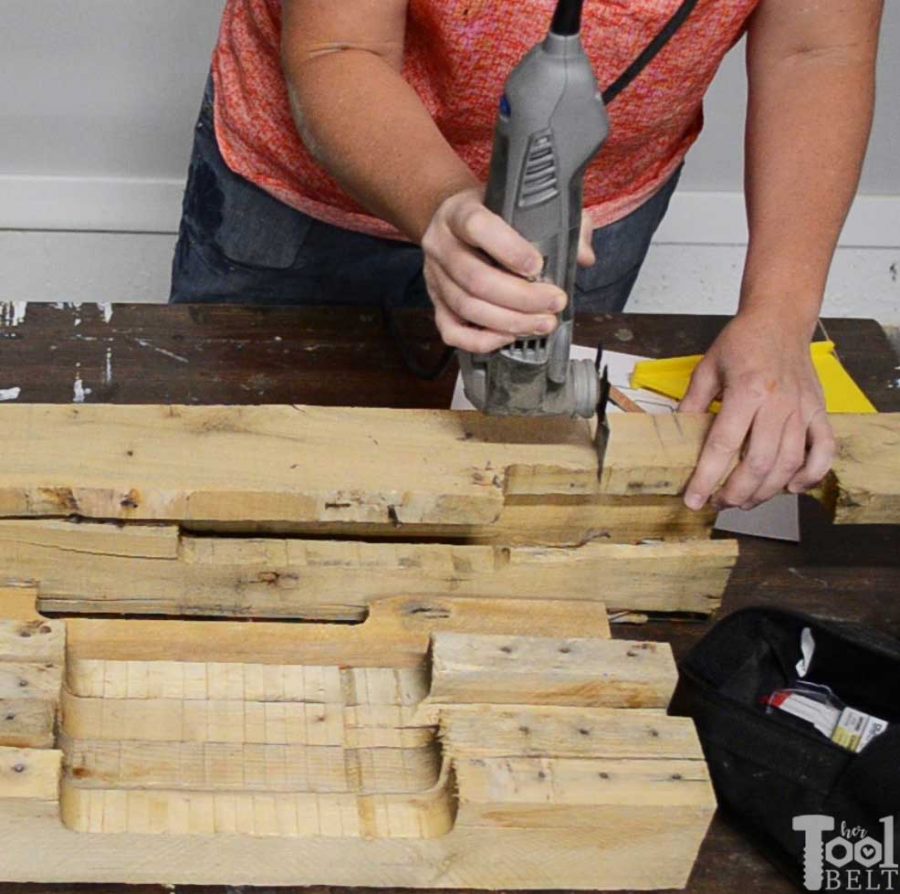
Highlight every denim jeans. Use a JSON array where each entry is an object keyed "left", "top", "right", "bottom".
[{"left": 170, "top": 77, "right": 681, "bottom": 312}]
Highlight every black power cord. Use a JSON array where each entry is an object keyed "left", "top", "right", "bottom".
[
  {"left": 382, "top": 267, "right": 456, "bottom": 381},
  {"left": 601, "top": 0, "right": 700, "bottom": 105}
]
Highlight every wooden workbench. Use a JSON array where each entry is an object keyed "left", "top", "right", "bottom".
[{"left": 0, "top": 303, "right": 897, "bottom": 894}]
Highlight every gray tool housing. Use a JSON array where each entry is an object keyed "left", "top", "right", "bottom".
[{"left": 459, "top": 30, "right": 609, "bottom": 418}]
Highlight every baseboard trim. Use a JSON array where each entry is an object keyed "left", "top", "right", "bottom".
[
  {"left": 654, "top": 191, "right": 900, "bottom": 249},
  {"left": 0, "top": 176, "right": 185, "bottom": 235},
  {"left": 1, "top": 175, "right": 898, "bottom": 249}
]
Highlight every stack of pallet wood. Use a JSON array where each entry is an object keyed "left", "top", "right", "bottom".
[{"left": 0, "top": 405, "right": 896, "bottom": 889}]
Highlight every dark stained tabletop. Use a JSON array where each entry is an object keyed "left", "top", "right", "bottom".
[{"left": 0, "top": 303, "right": 898, "bottom": 894}]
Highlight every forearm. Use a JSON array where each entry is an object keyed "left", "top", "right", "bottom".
[
  {"left": 741, "top": 1, "right": 882, "bottom": 337},
  {"left": 282, "top": 48, "right": 477, "bottom": 241}
]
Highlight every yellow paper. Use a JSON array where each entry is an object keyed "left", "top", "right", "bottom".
[{"left": 631, "top": 341, "right": 877, "bottom": 414}]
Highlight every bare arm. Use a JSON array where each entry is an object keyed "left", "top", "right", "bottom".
[
  {"left": 281, "top": 0, "right": 471, "bottom": 240},
  {"left": 281, "top": 0, "right": 577, "bottom": 351},
  {"left": 682, "top": 0, "right": 883, "bottom": 511}
]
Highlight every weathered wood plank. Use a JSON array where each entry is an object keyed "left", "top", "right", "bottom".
[
  {"left": 62, "top": 595, "right": 610, "bottom": 671},
  {"left": 61, "top": 737, "right": 442, "bottom": 793},
  {"left": 59, "top": 690, "right": 431, "bottom": 747},
  {"left": 827, "top": 414, "right": 900, "bottom": 524},
  {"left": 0, "top": 699, "right": 56, "bottom": 749},
  {"left": 59, "top": 769, "right": 456, "bottom": 839},
  {"left": 439, "top": 705, "right": 704, "bottom": 760},
  {"left": 1, "top": 519, "right": 732, "bottom": 619},
  {"left": 0, "top": 618, "right": 65, "bottom": 664},
  {"left": 0, "top": 747, "right": 61, "bottom": 801},
  {"left": 0, "top": 404, "right": 597, "bottom": 528},
  {"left": 601, "top": 413, "right": 900, "bottom": 526},
  {"left": 0, "top": 406, "right": 892, "bottom": 539},
  {"left": 66, "top": 662, "right": 428, "bottom": 704},
  {"left": 0, "top": 586, "right": 42, "bottom": 621},
  {"left": 0, "top": 803, "right": 716, "bottom": 888},
  {"left": 0, "top": 663, "right": 64, "bottom": 701},
  {"left": 429, "top": 634, "right": 676, "bottom": 709},
  {"left": 185, "top": 494, "right": 719, "bottom": 544},
  {"left": 456, "top": 756, "right": 713, "bottom": 813}
]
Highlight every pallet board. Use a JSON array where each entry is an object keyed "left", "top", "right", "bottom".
[
  {"left": 0, "top": 519, "right": 736, "bottom": 619},
  {"left": 0, "top": 594, "right": 716, "bottom": 889},
  {"left": 2, "top": 403, "right": 894, "bottom": 888},
  {"left": 0, "top": 405, "right": 894, "bottom": 532}
]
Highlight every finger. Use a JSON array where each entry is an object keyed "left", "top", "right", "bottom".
[
  {"left": 578, "top": 212, "right": 596, "bottom": 268},
  {"left": 436, "top": 263, "right": 558, "bottom": 337},
  {"left": 680, "top": 361, "right": 721, "bottom": 413},
  {"left": 715, "top": 406, "right": 792, "bottom": 510},
  {"left": 442, "top": 249, "right": 567, "bottom": 315},
  {"left": 449, "top": 203, "right": 543, "bottom": 277},
  {"left": 788, "top": 410, "right": 837, "bottom": 493},
  {"left": 742, "top": 411, "right": 808, "bottom": 508},
  {"left": 433, "top": 298, "right": 516, "bottom": 354},
  {"left": 683, "top": 399, "right": 755, "bottom": 511}
]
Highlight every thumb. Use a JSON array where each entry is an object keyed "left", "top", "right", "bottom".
[
  {"left": 680, "top": 360, "right": 721, "bottom": 412},
  {"left": 577, "top": 211, "right": 596, "bottom": 268}
]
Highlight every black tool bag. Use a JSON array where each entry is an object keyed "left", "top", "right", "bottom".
[{"left": 674, "top": 607, "right": 900, "bottom": 891}]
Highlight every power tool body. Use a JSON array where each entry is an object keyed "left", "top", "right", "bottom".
[{"left": 459, "top": 0, "right": 609, "bottom": 419}]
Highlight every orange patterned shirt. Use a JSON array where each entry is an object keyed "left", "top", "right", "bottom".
[{"left": 213, "top": 0, "right": 758, "bottom": 240}]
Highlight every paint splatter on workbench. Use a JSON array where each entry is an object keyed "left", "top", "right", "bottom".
[
  {"left": 73, "top": 363, "right": 92, "bottom": 403},
  {"left": 0, "top": 387, "right": 21, "bottom": 402},
  {"left": 0, "top": 301, "right": 27, "bottom": 327},
  {"left": 134, "top": 338, "right": 189, "bottom": 364}
]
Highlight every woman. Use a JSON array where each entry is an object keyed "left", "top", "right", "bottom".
[{"left": 171, "top": 0, "right": 883, "bottom": 512}]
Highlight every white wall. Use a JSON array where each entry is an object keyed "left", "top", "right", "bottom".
[{"left": 0, "top": 0, "right": 897, "bottom": 320}]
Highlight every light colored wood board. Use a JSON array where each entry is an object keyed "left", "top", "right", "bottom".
[
  {"left": 600, "top": 414, "right": 710, "bottom": 496},
  {"left": 601, "top": 412, "right": 900, "bottom": 525},
  {"left": 186, "top": 494, "right": 719, "bottom": 544},
  {"left": 0, "top": 747, "right": 61, "bottom": 800},
  {"left": 438, "top": 705, "right": 704, "bottom": 760},
  {"left": 63, "top": 594, "right": 610, "bottom": 670},
  {"left": 0, "top": 699, "right": 56, "bottom": 749},
  {"left": 67, "top": 661, "right": 428, "bottom": 704},
  {"left": 429, "top": 634, "right": 676, "bottom": 709},
  {"left": 60, "top": 690, "right": 431, "bottom": 747},
  {"left": 57, "top": 754, "right": 715, "bottom": 840},
  {"left": 0, "top": 618, "right": 65, "bottom": 664},
  {"left": 1, "top": 406, "right": 890, "bottom": 534},
  {"left": 1, "top": 520, "right": 178, "bottom": 560},
  {"left": 372, "top": 594, "right": 612, "bottom": 639},
  {"left": 60, "top": 767, "right": 456, "bottom": 839},
  {"left": 0, "top": 799, "right": 711, "bottom": 889},
  {"left": 456, "top": 756, "right": 713, "bottom": 811},
  {"left": 6, "top": 519, "right": 729, "bottom": 618},
  {"left": 828, "top": 414, "right": 900, "bottom": 524},
  {"left": 0, "top": 663, "right": 64, "bottom": 701},
  {"left": 479, "top": 493, "right": 717, "bottom": 545},
  {"left": 62, "top": 737, "right": 442, "bottom": 794},
  {"left": 65, "top": 615, "right": 424, "bottom": 670},
  {"left": 0, "top": 586, "right": 42, "bottom": 621},
  {"left": 0, "top": 404, "right": 599, "bottom": 527}
]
